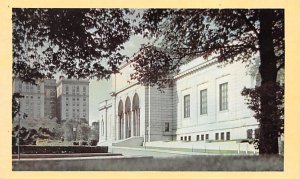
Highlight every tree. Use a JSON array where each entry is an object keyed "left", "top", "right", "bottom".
[
  {"left": 13, "top": 8, "right": 133, "bottom": 83},
  {"left": 131, "top": 9, "right": 284, "bottom": 154}
]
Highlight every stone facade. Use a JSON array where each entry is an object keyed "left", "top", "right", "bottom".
[{"left": 98, "top": 56, "right": 259, "bottom": 145}]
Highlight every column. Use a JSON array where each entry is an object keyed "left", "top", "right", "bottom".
[
  {"left": 131, "top": 111, "right": 134, "bottom": 137},
  {"left": 123, "top": 113, "right": 126, "bottom": 139}
]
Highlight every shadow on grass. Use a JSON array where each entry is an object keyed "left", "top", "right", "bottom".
[{"left": 13, "top": 155, "right": 283, "bottom": 171}]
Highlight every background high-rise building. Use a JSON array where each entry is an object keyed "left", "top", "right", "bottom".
[
  {"left": 13, "top": 77, "right": 90, "bottom": 123},
  {"left": 56, "top": 76, "right": 90, "bottom": 123},
  {"left": 12, "top": 78, "right": 56, "bottom": 120}
]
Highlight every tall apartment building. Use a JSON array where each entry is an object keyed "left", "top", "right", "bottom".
[
  {"left": 56, "top": 76, "right": 89, "bottom": 123},
  {"left": 12, "top": 78, "right": 57, "bottom": 120}
]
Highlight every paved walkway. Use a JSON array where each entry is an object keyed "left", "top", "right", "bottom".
[{"left": 109, "top": 146, "right": 216, "bottom": 158}]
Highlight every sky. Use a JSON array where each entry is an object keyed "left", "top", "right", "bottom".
[{"left": 88, "top": 34, "right": 147, "bottom": 124}]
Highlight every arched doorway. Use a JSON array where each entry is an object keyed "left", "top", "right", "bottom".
[
  {"left": 125, "top": 97, "right": 131, "bottom": 138},
  {"left": 132, "top": 93, "right": 140, "bottom": 136},
  {"left": 118, "top": 100, "right": 124, "bottom": 139}
]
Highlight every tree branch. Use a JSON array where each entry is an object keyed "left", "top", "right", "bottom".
[
  {"left": 277, "top": 62, "right": 284, "bottom": 71},
  {"left": 239, "top": 12, "right": 259, "bottom": 37}
]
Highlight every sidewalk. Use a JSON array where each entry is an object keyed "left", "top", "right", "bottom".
[{"left": 109, "top": 146, "right": 217, "bottom": 158}]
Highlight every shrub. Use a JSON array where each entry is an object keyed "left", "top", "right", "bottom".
[
  {"left": 89, "top": 140, "right": 98, "bottom": 146},
  {"left": 12, "top": 145, "right": 108, "bottom": 154},
  {"left": 80, "top": 141, "right": 88, "bottom": 146}
]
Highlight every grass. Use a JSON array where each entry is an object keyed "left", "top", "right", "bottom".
[{"left": 13, "top": 155, "right": 283, "bottom": 171}]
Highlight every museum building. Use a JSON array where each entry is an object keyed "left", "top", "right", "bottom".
[{"left": 98, "top": 55, "right": 259, "bottom": 146}]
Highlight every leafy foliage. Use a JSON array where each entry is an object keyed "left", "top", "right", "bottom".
[
  {"left": 13, "top": 8, "right": 132, "bottom": 82},
  {"left": 63, "top": 119, "right": 91, "bottom": 141},
  {"left": 12, "top": 92, "right": 24, "bottom": 118},
  {"left": 133, "top": 9, "right": 284, "bottom": 87}
]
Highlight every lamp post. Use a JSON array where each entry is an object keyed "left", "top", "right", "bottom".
[{"left": 73, "top": 127, "right": 77, "bottom": 141}]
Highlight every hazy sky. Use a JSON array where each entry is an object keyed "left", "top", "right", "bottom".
[{"left": 88, "top": 34, "right": 147, "bottom": 124}]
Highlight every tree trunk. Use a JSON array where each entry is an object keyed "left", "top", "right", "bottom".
[{"left": 258, "top": 10, "right": 279, "bottom": 155}]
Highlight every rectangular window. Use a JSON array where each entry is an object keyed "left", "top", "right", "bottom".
[
  {"left": 215, "top": 133, "right": 219, "bottom": 140},
  {"left": 226, "top": 132, "right": 230, "bottom": 140},
  {"left": 247, "top": 129, "right": 253, "bottom": 139},
  {"left": 219, "top": 82, "right": 228, "bottom": 111},
  {"left": 196, "top": 135, "right": 200, "bottom": 141},
  {"left": 200, "top": 89, "right": 207, "bottom": 115},
  {"left": 201, "top": 134, "right": 204, "bottom": 141},
  {"left": 221, "top": 132, "right": 224, "bottom": 140},
  {"left": 205, "top": 134, "right": 209, "bottom": 140},
  {"left": 188, "top": 136, "right": 191, "bottom": 141},
  {"left": 164, "top": 122, "right": 170, "bottom": 132},
  {"left": 83, "top": 87, "right": 86, "bottom": 95},
  {"left": 180, "top": 137, "right": 183, "bottom": 141},
  {"left": 184, "top": 136, "right": 187, "bottom": 141},
  {"left": 254, "top": 128, "right": 260, "bottom": 139},
  {"left": 183, "top": 95, "right": 190, "bottom": 118}
]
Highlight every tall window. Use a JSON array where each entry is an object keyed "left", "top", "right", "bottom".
[
  {"left": 83, "top": 86, "right": 86, "bottom": 95},
  {"left": 66, "top": 86, "right": 69, "bottom": 94},
  {"left": 219, "top": 82, "right": 228, "bottom": 111},
  {"left": 183, "top": 95, "right": 190, "bottom": 118},
  {"left": 200, "top": 89, "right": 207, "bottom": 115},
  {"left": 164, "top": 122, "right": 170, "bottom": 132}
]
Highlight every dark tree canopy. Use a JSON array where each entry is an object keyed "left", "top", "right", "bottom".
[
  {"left": 130, "top": 9, "right": 284, "bottom": 87},
  {"left": 13, "top": 8, "right": 132, "bottom": 83}
]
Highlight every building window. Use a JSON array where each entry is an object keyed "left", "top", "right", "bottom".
[
  {"left": 188, "top": 136, "right": 191, "bottom": 141},
  {"left": 215, "top": 133, "right": 219, "bottom": 140},
  {"left": 226, "top": 132, "right": 230, "bottom": 140},
  {"left": 180, "top": 137, "right": 183, "bottom": 141},
  {"left": 247, "top": 129, "right": 253, "bottom": 139},
  {"left": 219, "top": 82, "right": 228, "bottom": 111},
  {"left": 83, "top": 86, "right": 86, "bottom": 95},
  {"left": 164, "top": 122, "right": 170, "bottom": 132},
  {"left": 201, "top": 134, "right": 204, "bottom": 141},
  {"left": 184, "top": 136, "right": 187, "bottom": 141},
  {"left": 196, "top": 135, "right": 200, "bottom": 141},
  {"left": 205, "top": 134, "right": 209, "bottom": 140},
  {"left": 221, "top": 132, "right": 224, "bottom": 140},
  {"left": 183, "top": 95, "right": 190, "bottom": 118},
  {"left": 72, "top": 86, "right": 75, "bottom": 94},
  {"left": 66, "top": 86, "right": 69, "bottom": 94},
  {"left": 200, "top": 89, "right": 207, "bottom": 115},
  {"left": 83, "top": 98, "right": 86, "bottom": 101}
]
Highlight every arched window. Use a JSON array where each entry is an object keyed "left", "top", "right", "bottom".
[
  {"left": 125, "top": 97, "right": 131, "bottom": 138},
  {"left": 132, "top": 93, "right": 140, "bottom": 136}
]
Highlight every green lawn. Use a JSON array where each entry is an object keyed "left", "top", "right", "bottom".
[{"left": 13, "top": 155, "right": 283, "bottom": 171}]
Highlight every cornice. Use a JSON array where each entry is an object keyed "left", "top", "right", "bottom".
[{"left": 175, "top": 58, "right": 218, "bottom": 80}]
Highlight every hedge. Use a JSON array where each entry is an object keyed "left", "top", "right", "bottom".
[{"left": 12, "top": 145, "right": 108, "bottom": 154}]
